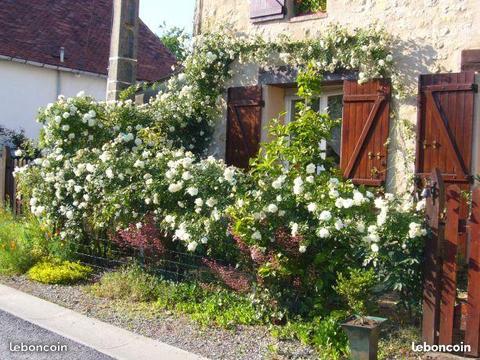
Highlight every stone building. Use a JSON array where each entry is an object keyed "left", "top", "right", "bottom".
[{"left": 194, "top": 0, "right": 480, "bottom": 195}]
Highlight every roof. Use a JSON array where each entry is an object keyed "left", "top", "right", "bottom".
[{"left": 0, "top": 0, "right": 177, "bottom": 82}]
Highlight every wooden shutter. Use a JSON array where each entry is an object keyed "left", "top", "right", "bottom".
[
  {"left": 226, "top": 86, "right": 263, "bottom": 169},
  {"left": 340, "top": 79, "right": 391, "bottom": 186},
  {"left": 250, "top": 0, "right": 285, "bottom": 22},
  {"left": 462, "top": 50, "right": 480, "bottom": 72},
  {"left": 416, "top": 72, "right": 476, "bottom": 184},
  {"left": 416, "top": 72, "right": 476, "bottom": 258}
]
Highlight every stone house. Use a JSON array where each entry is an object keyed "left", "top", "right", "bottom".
[
  {"left": 194, "top": 0, "right": 480, "bottom": 199},
  {"left": 0, "top": 0, "right": 176, "bottom": 139}
]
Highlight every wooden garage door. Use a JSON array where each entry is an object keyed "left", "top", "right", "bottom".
[{"left": 226, "top": 86, "right": 263, "bottom": 169}]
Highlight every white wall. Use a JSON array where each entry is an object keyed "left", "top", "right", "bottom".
[{"left": 0, "top": 60, "right": 107, "bottom": 139}]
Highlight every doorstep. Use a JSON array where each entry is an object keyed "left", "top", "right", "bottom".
[{"left": 0, "top": 284, "right": 207, "bottom": 360}]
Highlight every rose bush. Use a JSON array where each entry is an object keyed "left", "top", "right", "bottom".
[{"left": 15, "top": 25, "right": 425, "bottom": 324}]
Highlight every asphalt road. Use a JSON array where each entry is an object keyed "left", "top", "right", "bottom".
[{"left": 0, "top": 310, "right": 114, "bottom": 360}]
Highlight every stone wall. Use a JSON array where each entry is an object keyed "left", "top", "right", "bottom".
[{"left": 198, "top": 0, "right": 480, "bottom": 192}]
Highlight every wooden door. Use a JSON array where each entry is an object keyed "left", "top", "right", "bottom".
[{"left": 226, "top": 86, "right": 263, "bottom": 169}]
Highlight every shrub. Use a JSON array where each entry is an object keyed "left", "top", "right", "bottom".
[
  {"left": 334, "top": 268, "right": 377, "bottom": 317},
  {"left": 272, "top": 312, "right": 349, "bottom": 360},
  {"left": 27, "top": 260, "right": 92, "bottom": 284},
  {"left": 0, "top": 210, "right": 47, "bottom": 274},
  {"left": 90, "top": 265, "right": 160, "bottom": 302}
]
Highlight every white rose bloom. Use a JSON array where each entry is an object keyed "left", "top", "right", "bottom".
[
  {"left": 267, "top": 204, "right": 278, "bottom": 213},
  {"left": 306, "top": 163, "right": 316, "bottom": 174},
  {"left": 377, "top": 210, "right": 387, "bottom": 226},
  {"left": 66, "top": 210, "right": 74, "bottom": 220},
  {"left": 319, "top": 210, "right": 332, "bottom": 221},
  {"left": 307, "top": 203, "right": 317, "bottom": 213},
  {"left": 342, "top": 198, "right": 354, "bottom": 209},
  {"left": 371, "top": 243, "right": 380, "bottom": 253},
  {"left": 357, "top": 221, "right": 366, "bottom": 233},
  {"left": 223, "top": 168, "right": 235, "bottom": 183},
  {"left": 194, "top": 198, "right": 204, "bottom": 207},
  {"left": 165, "top": 215, "right": 175, "bottom": 224},
  {"left": 168, "top": 181, "right": 184, "bottom": 193},
  {"left": 353, "top": 191, "right": 365, "bottom": 205},
  {"left": 252, "top": 231, "right": 262, "bottom": 240},
  {"left": 182, "top": 171, "right": 193, "bottom": 181},
  {"left": 299, "top": 245, "right": 307, "bottom": 253},
  {"left": 206, "top": 197, "right": 218, "bottom": 207},
  {"left": 318, "top": 228, "right": 330, "bottom": 238},
  {"left": 272, "top": 175, "right": 286, "bottom": 189},
  {"left": 14, "top": 149, "right": 23, "bottom": 157},
  {"left": 187, "top": 187, "right": 199, "bottom": 196},
  {"left": 106, "top": 168, "right": 114, "bottom": 179},
  {"left": 374, "top": 198, "right": 386, "bottom": 210},
  {"left": 187, "top": 241, "right": 198, "bottom": 252},
  {"left": 334, "top": 219, "right": 345, "bottom": 230},
  {"left": 62, "top": 125, "right": 70, "bottom": 132},
  {"left": 416, "top": 199, "right": 426, "bottom": 211},
  {"left": 291, "top": 222, "right": 299, "bottom": 236},
  {"left": 335, "top": 198, "right": 344, "bottom": 208},
  {"left": 329, "top": 189, "right": 340, "bottom": 198}
]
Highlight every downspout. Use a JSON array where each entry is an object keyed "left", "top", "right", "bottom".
[{"left": 56, "top": 47, "right": 65, "bottom": 98}]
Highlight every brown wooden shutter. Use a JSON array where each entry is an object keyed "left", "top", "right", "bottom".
[
  {"left": 250, "top": 0, "right": 285, "bottom": 22},
  {"left": 462, "top": 50, "right": 480, "bottom": 72},
  {"left": 416, "top": 72, "right": 476, "bottom": 184},
  {"left": 226, "top": 86, "right": 263, "bottom": 169},
  {"left": 340, "top": 79, "right": 391, "bottom": 186},
  {"left": 416, "top": 72, "right": 476, "bottom": 258}
]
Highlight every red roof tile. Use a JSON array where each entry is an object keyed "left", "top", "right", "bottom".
[{"left": 0, "top": 0, "right": 177, "bottom": 82}]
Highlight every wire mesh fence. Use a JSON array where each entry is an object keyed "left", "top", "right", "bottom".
[{"left": 65, "top": 237, "right": 242, "bottom": 286}]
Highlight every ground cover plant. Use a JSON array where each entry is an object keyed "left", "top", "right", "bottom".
[
  {"left": 27, "top": 259, "right": 92, "bottom": 284},
  {"left": 11, "top": 25, "right": 427, "bottom": 358}
]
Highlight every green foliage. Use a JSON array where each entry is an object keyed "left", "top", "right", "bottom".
[
  {"left": 272, "top": 312, "right": 349, "bottom": 360},
  {"left": 295, "top": 0, "right": 327, "bottom": 14},
  {"left": 158, "top": 24, "right": 191, "bottom": 62},
  {"left": 0, "top": 210, "right": 48, "bottom": 274},
  {"left": 91, "top": 266, "right": 263, "bottom": 328},
  {"left": 90, "top": 265, "right": 160, "bottom": 302},
  {"left": 27, "top": 259, "right": 92, "bottom": 284},
  {"left": 335, "top": 268, "right": 376, "bottom": 316}
]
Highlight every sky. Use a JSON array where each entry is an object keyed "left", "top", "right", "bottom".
[{"left": 139, "top": 0, "right": 196, "bottom": 35}]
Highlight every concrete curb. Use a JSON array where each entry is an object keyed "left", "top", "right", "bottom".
[{"left": 0, "top": 284, "right": 208, "bottom": 360}]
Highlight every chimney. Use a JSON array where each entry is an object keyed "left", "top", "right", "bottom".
[{"left": 106, "top": 0, "right": 140, "bottom": 102}]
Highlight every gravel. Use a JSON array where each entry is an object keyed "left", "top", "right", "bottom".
[{"left": 0, "top": 275, "right": 316, "bottom": 360}]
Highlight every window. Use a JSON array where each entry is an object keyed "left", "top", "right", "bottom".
[{"left": 285, "top": 87, "right": 343, "bottom": 166}]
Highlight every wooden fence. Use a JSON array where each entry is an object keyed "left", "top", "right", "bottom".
[
  {"left": 422, "top": 168, "right": 480, "bottom": 356},
  {"left": 0, "top": 145, "right": 30, "bottom": 215}
]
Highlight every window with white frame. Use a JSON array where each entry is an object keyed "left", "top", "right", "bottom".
[{"left": 285, "top": 86, "right": 343, "bottom": 166}]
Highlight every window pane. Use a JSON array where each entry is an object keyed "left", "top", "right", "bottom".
[{"left": 327, "top": 95, "right": 343, "bottom": 165}]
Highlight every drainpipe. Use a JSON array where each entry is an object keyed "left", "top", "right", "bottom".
[
  {"left": 106, "top": 0, "right": 140, "bottom": 102},
  {"left": 194, "top": 0, "right": 203, "bottom": 36},
  {"left": 55, "top": 47, "right": 65, "bottom": 97}
]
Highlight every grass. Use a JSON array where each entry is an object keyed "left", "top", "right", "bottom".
[
  {"left": 90, "top": 265, "right": 262, "bottom": 328},
  {"left": 0, "top": 209, "right": 47, "bottom": 274}
]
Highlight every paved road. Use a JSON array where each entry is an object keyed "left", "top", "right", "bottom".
[{"left": 0, "top": 310, "right": 114, "bottom": 360}]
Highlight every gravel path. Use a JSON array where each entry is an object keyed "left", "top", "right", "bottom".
[
  {"left": 0, "top": 309, "right": 114, "bottom": 360},
  {"left": 0, "top": 276, "right": 316, "bottom": 360}
]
